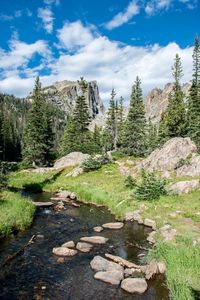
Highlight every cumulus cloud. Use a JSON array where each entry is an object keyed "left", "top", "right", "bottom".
[
  {"left": 0, "top": 21, "right": 193, "bottom": 103},
  {"left": 57, "top": 21, "right": 94, "bottom": 50},
  {"left": 105, "top": 0, "right": 140, "bottom": 30},
  {"left": 38, "top": 7, "right": 54, "bottom": 33},
  {"left": 43, "top": 0, "right": 60, "bottom": 5}
]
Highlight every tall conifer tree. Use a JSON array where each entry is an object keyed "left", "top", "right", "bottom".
[
  {"left": 123, "top": 76, "right": 146, "bottom": 156},
  {"left": 187, "top": 35, "right": 200, "bottom": 150}
]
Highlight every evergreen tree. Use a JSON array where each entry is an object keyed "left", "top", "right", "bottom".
[
  {"left": 123, "top": 76, "right": 146, "bottom": 156},
  {"left": 187, "top": 35, "right": 200, "bottom": 151},
  {"left": 59, "top": 77, "right": 94, "bottom": 155},
  {"left": 165, "top": 54, "right": 186, "bottom": 137},
  {"left": 105, "top": 89, "right": 118, "bottom": 150},
  {"left": 147, "top": 121, "right": 158, "bottom": 154},
  {"left": 117, "top": 96, "right": 125, "bottom": 148},
  {"left": 93, "top": 124, "right": 102, "bottom": 152},
  {"left": 157, "top": 112, "right": 169, "bottom": 146},
  {"left": 22, "top": 77, "right": 54, "bottom": 167}
]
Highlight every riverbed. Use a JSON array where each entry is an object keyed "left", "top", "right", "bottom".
[{"left": 0, "top": 193, "right": 169, "bottom": 299}]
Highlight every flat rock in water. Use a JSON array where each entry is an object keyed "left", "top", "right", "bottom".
[
  {"left": 52, "top": 247, "right": 77, "bottom": 256},
  {"left": 80, "top": 236, "right": 108, "bottom": 244},
  {"left": 34, "top": 202, "right": 53, "bottom": 207},
  {"left": 76, "top": 242, "right": 93, "bottom": 253},
  {"left": 93, "top": 226, "right": 103, "bottom": 232},
  {"left": 121, "top": 278, "right": 148, "bottom": 294},
  {"left": 145, "top": 259, "right": 158, "bottom": 280},
  {"left": 102, "top": 222, "right": 124, "bottom": 229},
  {"left": 90, "top": 256, "right": 123, "bottom": 272},
  {"left": 94, "top": 270, "right": 124, "bottom": 285},
  {"left": 105, "top": 253, "right": 142, "bottom": 269},
  {"left": 61, "top": 241, "right": 75, "bottom": 248}
]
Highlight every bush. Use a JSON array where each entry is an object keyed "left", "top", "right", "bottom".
[
  {"left": 134, "top": 169, "right": 167, "bottom": 201},
  {"left": 124, "top": 175, "right": 137, "bottom": 188},
  {"left": 82, "top": 155, "right": 110, "bottom": 172}
]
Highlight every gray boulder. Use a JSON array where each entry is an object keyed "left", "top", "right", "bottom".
[
  {"left": 90, "top": 256, "right": 124, "bottom": 272},
  {"left": 140, "top": 137, "right": 197, "bottom": 172},
  {"left": 176, "top": 155, "right": 200, "bottom": 177},
  {"left": 169, "top": 180, "right": 199, "bottom": 195},
  {"left": 94, "top": 270, "right": 124, "bottom": 285},
  {"left": 52, "top": 247, "right": 77, "bottom": 256},
  {"left": 80, "top": 236, "right": 108, "bottom": 244},
  {"left": 76, "top": 242, "right": 93, "bottom": 253},
  {"left": 102, "top": 222, "right": 124, "bottom": 229},
  {"left": 54, "top": 152, "right": 90, "bottom": 169},
  {"left": 121, "top": 278, "right": 148, "bottom": 294}
]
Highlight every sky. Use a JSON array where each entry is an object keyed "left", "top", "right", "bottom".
[{"left": 0, "top": 0, "right": 199, "bottom": 103}]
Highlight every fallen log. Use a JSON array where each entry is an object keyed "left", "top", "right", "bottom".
[{"left": 0, "top": 235, "right": 36, "bottom": 268}]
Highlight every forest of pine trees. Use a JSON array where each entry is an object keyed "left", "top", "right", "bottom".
[{"left": 0, "top": 35, "right": 200, "bottom": 167}]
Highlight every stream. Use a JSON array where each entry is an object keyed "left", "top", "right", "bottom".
[{"left": 0, "top": 193, "right": 169, "bottom": 300}]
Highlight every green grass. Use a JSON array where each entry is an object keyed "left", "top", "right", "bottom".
[
  {"left": 7, "top": 163, "right": 200, "bottom": 299},
  {"left": 149, "top": 237, "right": 200, "bottom": 300},
  {"left": 0, "top": 191, "right": 36, "bottom": 237}
]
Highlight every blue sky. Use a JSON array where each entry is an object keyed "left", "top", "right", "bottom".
[{"left": 0, "top": 0, "right": 199, "bottom": 102}]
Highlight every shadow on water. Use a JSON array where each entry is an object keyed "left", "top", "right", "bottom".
[{"left": 0, "top": 193, "right": 169, "bottom": 300}]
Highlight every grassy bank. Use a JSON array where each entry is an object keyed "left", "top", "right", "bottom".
[
  {"left": 8, "top": 163, "right": 200, "bottom": 299},
  {"left": 0, "top": 191, "right": 36, "bottom": 237}
]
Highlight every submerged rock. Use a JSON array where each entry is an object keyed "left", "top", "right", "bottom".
[
  {"left": 52, "top": 247, "right": 77, "bottom": 256},
  {"left": 102, "top": 222, "right": 124, "bottom": 229},
  {"left": 94, "top": 270, "right": 124, "bottom": 285},
  {"left": 90, "top": 256, "right": 124, "bottom": 272},
  {"left": 76, "top": 242, "right": 93, "bottom": 253},
  {"left": 80, "top": 236, "right": 108, "bottom": 244},
  {"left": 93, "top": 226, "right": 103, "bottom": 232},
  {"left": 121, "top": 278, "right": 148, "bottom": 294},
  {"left": 61, "top": 241, "right": 75, "bottom": 248}
]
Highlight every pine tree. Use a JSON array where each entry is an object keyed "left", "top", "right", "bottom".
[
  {"left": 59, "top": 77, "right": 93, "bottom": 155},
  {"left": 187, "top": 35, "right": 200, "bottom": 151},
  {"left": 123, "top": 76, "right": 146, "bottom": 156},
  {"left": 147, "top": 121, "right": 158, "bottom": 154},
  {"left": 105, "top": 89, "right": 118, "bottom": 150},
  {"left": 165, "top": 54, "right": 186, "bottom": 137},
  {"left": 22, "top": 77, "right": 54, "bottom": 167},
  {"left": 117, "top": 96, "right": 125, "bottom": 148},
  {"left": 157, "top": 112, "right": 169, "bottom": 146},
  {"left": 93, "top": 124, "right": 102, "bottom": 152}
]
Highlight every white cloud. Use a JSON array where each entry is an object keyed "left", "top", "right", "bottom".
[
  {"left": 0, "top": 21, "right": 193, "bottom": 103},
  {"left": 105, "top": 0, "right": 140, "bottom": 30},
  {"left": 43, "top": 0, "right": 60, "bottom": 5},
  {"left": 57, "top": 21, "right": 94, "bottom": 50},
  {"left": 38, "top": 7, "right": 54, "bottom": 33},
  {"left": 145, "top": 0, "right": 172, "bottom": 15}
]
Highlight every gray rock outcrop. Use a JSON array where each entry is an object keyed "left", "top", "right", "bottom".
[
  {"left": 54, "top": 152, "right": 90, "bottom": 168},
  {"left": 140, "top": 137, "right": 197, "bottom": 172},
  {"left": 169, "top": 180, "right": 199, "bottom": 195},
  {"left": 176, "top": 155, "right": 200, "bottom": 177}
]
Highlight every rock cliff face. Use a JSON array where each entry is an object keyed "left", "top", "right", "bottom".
[
  {"left": 144, "top": 83, "right": 190, "bottom": 124},
  {"left": 41, "top": 80, "right": 105, "bottom": 119}
]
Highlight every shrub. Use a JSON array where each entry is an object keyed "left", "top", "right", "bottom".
[
  {"left": 134, "top": 169, "right": 167, "bottom": 201},
  {"left": 82, "top": 155, "right": 110, "bottom": 172},
  {"left": 124, "top": 175, "right": 137, "bottom": 188}
]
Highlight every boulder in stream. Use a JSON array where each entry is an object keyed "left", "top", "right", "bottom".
[
  {"left": 80, "top": 236, "right": 108, "bottom": 244},
  {"left": 93, "top": 226, "right": 103, "bottom": 232},
  {"left": 121, "top": 278, "right": 148, "bottom": 294},
  {"left": 90, "top": 256, "right": 124, "bottom": 272},
  {"left": 102, "top": 222, "right": 124, "bottom": 229},
  {"left": 61, "top": 241, "right": 75, "bottom": 248},
  {"left": 94, "top": 270, "right": 124, "bottom": 285},
  {"left": 76, "top": 242, "right": 93, "bottom": 253},
  {"left": 52, "top": 247, "right": 77, "bottom": 256}
]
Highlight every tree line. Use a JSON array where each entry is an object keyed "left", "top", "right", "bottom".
[{"left": 0, "top": 35, "right": 199, "bottom": 167}]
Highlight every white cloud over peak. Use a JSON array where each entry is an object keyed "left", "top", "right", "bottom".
[
  {"left": 38, "top": 7, "right": 54, "bottom": 33},
  {"left": 145, "top": 0, "right": 172, "bottom": 15},
  {"left": 105, "top": 0, "right": 140, "bottom": 30},
  {"left": 57, "top": 21, "right": 95, "bottom": 50},
  {"left": 0, "top": 21, "right": 193, "bottom": 103}
]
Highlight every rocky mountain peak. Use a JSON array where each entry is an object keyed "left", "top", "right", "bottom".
[{"left": 144, "top": 82, "right": 191, "bottom": 124}]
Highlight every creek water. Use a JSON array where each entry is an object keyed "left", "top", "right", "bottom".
[{"left": 0, "top": 193, "right": 169, "bottom": 300}]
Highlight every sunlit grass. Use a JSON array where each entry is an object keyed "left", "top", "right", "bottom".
[{"left": 0, "top": 191, "right": 36, "bottom": 237}]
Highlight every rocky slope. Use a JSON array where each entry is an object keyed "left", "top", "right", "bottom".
[
  {"left": 41, "top": 80, "right": 105, "bottom": 119},
  {"left": 144, "top": 83, "right": 190, "bottom": 124}
]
